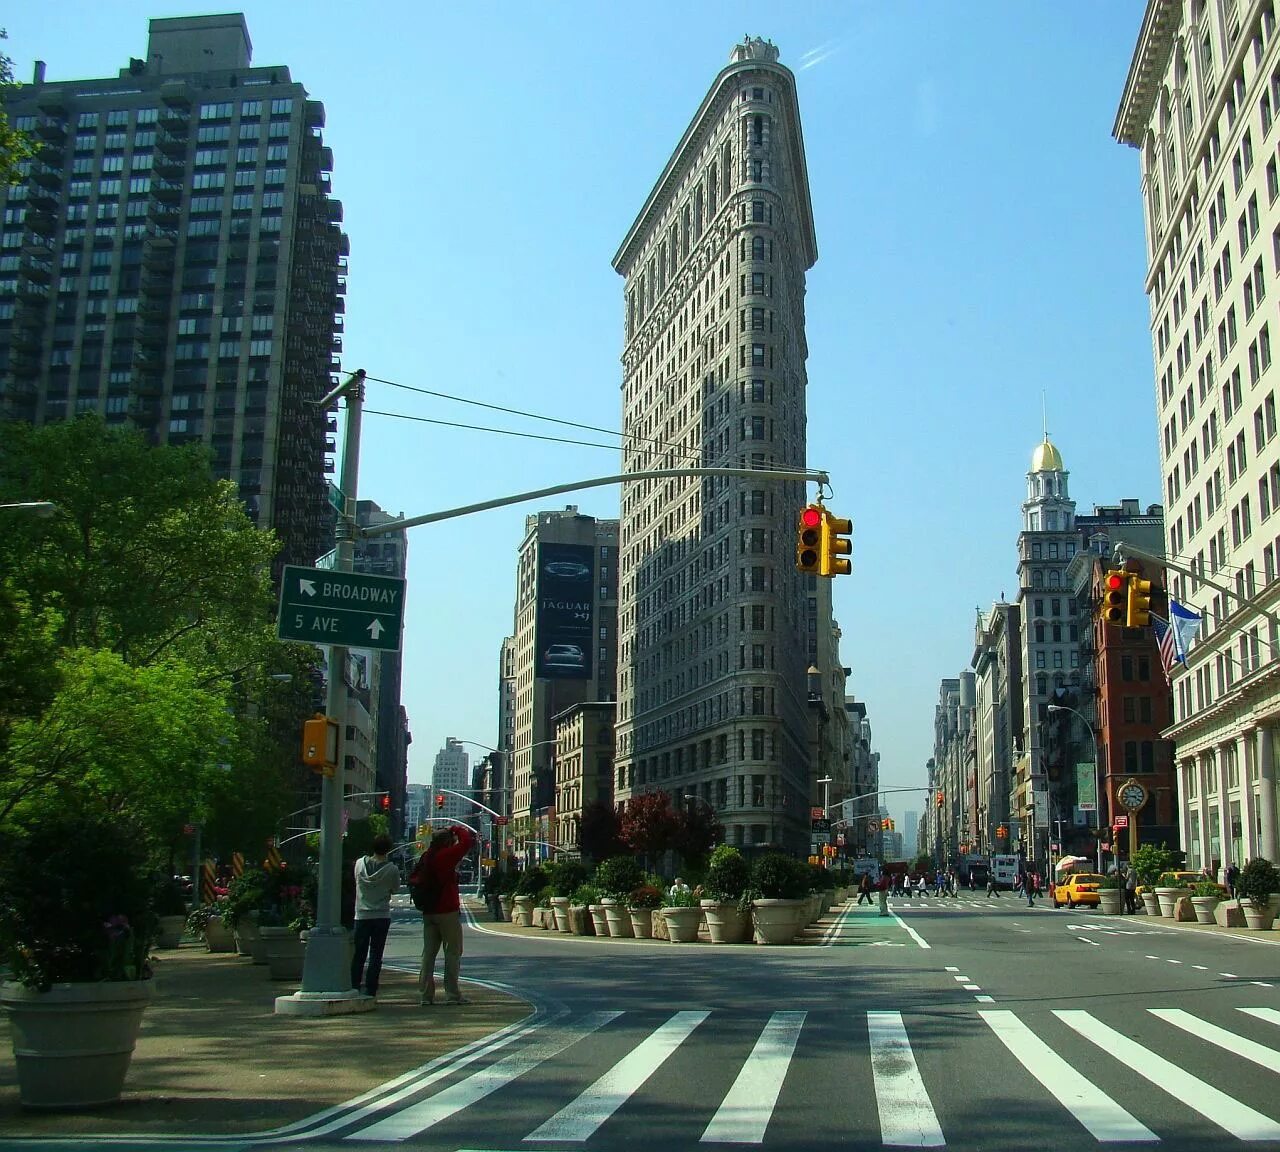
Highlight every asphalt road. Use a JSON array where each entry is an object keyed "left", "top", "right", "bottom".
[{"left": 248, "top": 894, "right": 1280, "bottom": 1152}]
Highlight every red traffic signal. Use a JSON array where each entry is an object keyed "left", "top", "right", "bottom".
[
  {"left": 380, "top": 795, "right": 391, "bottom": 812},
  {"left": 796, "top": 506, "right": 822, "bottom": 574},
  {"left": 1099, "top": 570, "right": 1127, "bottom": 625},
  {"left": 435, "top": 793, "right": 445, "bottom": 810}
]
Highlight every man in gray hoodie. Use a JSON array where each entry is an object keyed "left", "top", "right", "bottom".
[{"left": 351, "top": 833, "right": 400, "bottom": 997}]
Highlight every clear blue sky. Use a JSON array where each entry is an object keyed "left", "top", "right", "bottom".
[{"left": 8, "top": 3, "right": 1156, "bottom": 827}]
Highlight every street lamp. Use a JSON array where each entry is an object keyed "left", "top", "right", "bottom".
[
  {"left": 817, "top": 776, "right": 833, "bottom": 818},
  {"left": 1047, "top": 703, "right": 1101, "bottom": 872},
  {"left": 0, "top": 501, "right": 56, "bottom": 516}
]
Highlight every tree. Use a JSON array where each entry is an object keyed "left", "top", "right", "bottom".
[
  {"left": 578, "top": 799, "right": 622, "bottom": 862},
  {"left": 0, "top": 31, "right": 34, "bottom": 187},
  {"left": 619, "top": 791, "right": 679, "bottom": 859},
  {"left": 672, "top": 802, "right": 721, "bottom": 871},
  {"left": 912, "top": 852, "right": 933, "bottom": 874}
]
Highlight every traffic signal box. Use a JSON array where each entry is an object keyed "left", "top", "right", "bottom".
[
  {"left": 796, "top": 506, "right": 822, "bottom": 574},
  {"left": 820, "top": 510, "right": 853, "bottom": 577},
  {"left": 935, "top": 790, "right": 944, "bottom": 808},
  {"left": 1099, "top": 570, "right": 1128, "bottom": 626},
  {"left": 435, "top": 793, "right": 445, "bottom": 810},
  {"left": 1127, "top": 576, "right": 1153, "bottom": 629},
  {"left": 301, "top": 713, "right": 339, "bottom": 777}
]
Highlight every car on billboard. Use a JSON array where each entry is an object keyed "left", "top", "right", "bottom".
[
  {"left": 544, "top": 643, "right": 586, "bottom": 669},
  {"left": 543, "top": 560, "right": 592, "bottom": 581}
]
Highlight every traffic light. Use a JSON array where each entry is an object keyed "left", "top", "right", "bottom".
[
  {"left": 820, "top": 509, "right": 853, "bottom": 577},
  {"left": 796, "top": 506, "right": 822, "bottom": 574},
  {"left": 880, "top": 817, "right": 891, "bottom": 830},
  {"left": 1127, "top": 575, "right": 1153, "bottom": 628},
  {"left": 380, "top": 795, "right": 391, "bottom": 812},
  {"left": 300, "top": 714, "right": 338, "bottom": 777},
  {"left": 1099, "top": 570, "right": 1128, "bottom": 625},
  {"left": 935, "top": 790, "right": 944, "bottom": 809},
  {"left": 435, "top": 793, "right": 445, "bottom": 810}
]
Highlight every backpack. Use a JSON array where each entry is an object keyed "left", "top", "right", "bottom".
[{"left": 410, "top": 854, "right": 441, "bottom": 913}]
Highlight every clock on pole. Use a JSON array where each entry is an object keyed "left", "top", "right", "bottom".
[{"left": 1116, "top": 779, "right": 1147, "bottom": 858}]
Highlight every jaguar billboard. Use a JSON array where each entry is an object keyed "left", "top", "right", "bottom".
[{"left": 535, "top": 542, "right": 594, "bottom": 680}]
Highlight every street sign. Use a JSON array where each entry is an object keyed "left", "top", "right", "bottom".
[
  {"left": 495, "top": 815, "right": 509, "bottom": 826},
  {"left": 810, "top": 807, "right": 825, "bottom": 821},
  {"left": 811, "top": 818, "right": 831, "bottom": 833},
  {"left": 1113, "top": 814, "right": 1129, "bottom": 829},
  {"left": 327, "top": 481, "right": 347, "bottom": 515},
  {"left": 836, "top": 834, "right": 846, "bottom": 847},
  {"left": 277, "top": 564, "right": 406, "bottom": 652}
]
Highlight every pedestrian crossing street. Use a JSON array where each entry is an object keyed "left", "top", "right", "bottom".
[
  {"left": 886, "top": 896, "right": 1044, "bottom": 910},
  {"left": 339, "top": 1004, "right": 1280, "bottom": 1146}
]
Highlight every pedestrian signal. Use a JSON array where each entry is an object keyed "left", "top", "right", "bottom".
[
  {"left": 1099, "top": 570, "right": 1127, "bottom": 625},
  {"left": 796, "top": 506, "right": 822, "bottom": 574}
]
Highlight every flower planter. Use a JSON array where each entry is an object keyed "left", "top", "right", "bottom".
[
  {"left": 551, "top": 896, "right": 572, "bottom": 933},
  {"left": 752, "top": 898, "right": 802, "bottom": 945},
  {"left": 701, "top": 900, "right": 748, "bottom": 944},
  {"left": 1191, "top": 896, "right": 1221, "bottom": 925},
  {"left": 629, "top": 908, "right": 655, "bottom": 938},
  {"left": 589, "top": 905, "right": 611, "bottom": 936},
  {"left": 498, "top": 895, "right": 513, "bottom": 921},
  {"left": 510, "top": 896, "right": 533, "bottom": 927},
  {"left": 662, "top": 906, "right": 701, "bottom": 943},
  {"left": 602, "top": 900, "right": 634, "bottom": 938},
  {"left": 1244, "top": 903, "right": 1277, "bottom": 930},
  {"left": 204, "top": 914, "right": 236, "bottom": 953},
  {"left": 1, "top": 979, "right": 152, "bottom": 1109},
  {"left": 233, "top": 915, "right": 257, "bottom": 957},
  {"left": 261, "top": 926, "right": 305, "bottom": 981},
  {"left": 1140, "top": 891, "right": 1160, "bottom": 917},
  {"left": 1155, "top": 886, "right": 1191, "bottom": 918},
  {"left": 1097, "top": 890, "right": 1124, "bottom": 915},
  {"left": 155, "top": 914, "right": 186, "bottom": 949}
]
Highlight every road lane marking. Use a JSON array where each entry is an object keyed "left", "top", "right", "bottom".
[
  {"left": 974, "top": 995, "right": 994, "bottom": 1002},
  {"left": 866, "top": 1011, "right": 944, "bottom": 1147},
  {"left": 889, "top": 912, "right": 931, "bottom": 950},
  {"left": 951, "top": 975, "right": 971, "bottom": 982},
  {"left": 1056, "top": 1010, "right": 1280, "bottom": 1140},
  {"left": 1240, "top": 1007, "right": 1280, "bottom": 1026},
  {"left": 1222, "top": 972, "right": 1238, "bottom": 979},
  {"left": 1253, "top": 981, "right": 1274, "bottom": 988},
  {"left": 1078, "top": 939, "right": 1100, "bottom": 947},
  {"left": 944, "top": 966, "right": 959, "bottom": 972},
  {"left": 1166, "top": 959, "right": 1182, "bottom": 964},
  {"left": 963, "top": 985, "right": 981, "bottom": 991},
  {"left": 525, "top": 1010, "right": 708, "bottom": 1142},
  {"left": 1149, "top": 1008, "right": 1280, "bottom": 1072},
  {"left": 700, "top": 1011, "right": 804, "bottom": 1144},
  {"left": 1192, "top": 964, "right": 1208, "bottom": 970},
  {"left": 979, "top": 1011, "right": 1155, "bottom": 1143}
]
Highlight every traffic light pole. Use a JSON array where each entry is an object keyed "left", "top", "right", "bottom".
[{"left": 277, "top": 369, "right": 369, "bottom": 1017}]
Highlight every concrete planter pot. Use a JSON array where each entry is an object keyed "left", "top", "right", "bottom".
[
  {"left": 662, "top": 906, "right": 702, "bottom": 943},
  {"left": 155, "top": 914, "right": 186, "bottom": 949},
  {"left": 602, "top": 900, "right": 634, "bottom": 938},
  {"left": 589, "top": 905, "right": 611, "bottom": 936},
  {"left": 1155, "top": 887, "right": 1191, "bottom": 917},
  {"left": 629, "top": 908, "right": 655, "bottom": 938},
  {"left": 1244, "top": 902, "right": 1277, "bottom": 930},
  {"left": 568, "top": 905, "right": 593, "bottom": 935},
  {"left": 1191, "top": 896, "right": 1222, "bottom": 924},
  {"left": 551, "top": 896, "right": 572, "bottom": 933},
  {"left": 1097, "top": 890, "right": 1124, "bottom": 915},
  {"left": 1140, "top": 891, "right": 1160, "bottom": 917},
  {"left": 701, "top": 900, "right": 748, "bottom": 943},
  {"left": 498, "top": 895, "right": 513, "bottom": 921},
  {"left": 261, "top": 926, "right": 305, "bottom": 981},
  {"left": 204, "top": 914, "right": 236, "bottom": 953},
  {"left": 752, "top": 898, "right": 802, "bottom": 945},
  {"left": 510, "top": 896, "right": 533, "bottom": 927},
  {"left": 1, "top": 979, "right": 151, "bottom": 1109}
]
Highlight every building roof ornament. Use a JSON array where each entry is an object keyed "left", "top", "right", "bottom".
[
  {"left": 1030, "top": 438, "right": 1065, "bottom": 473},
  {"left": 1113, "top": 0, "right": 1180, "bottom": 147},
  {"left": 731, "top": 36, "right": 779, "bottom": 64}
]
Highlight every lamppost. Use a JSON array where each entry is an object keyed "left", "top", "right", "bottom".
[
  {"left": 817, "top": 775, "right": 833, "bottom": 817},
  {"left": 1047, "top": 703, "right": 1101, "bottom": 872},
  {"left": 0, "top": 501, "right": 56, "bottom": 515}
]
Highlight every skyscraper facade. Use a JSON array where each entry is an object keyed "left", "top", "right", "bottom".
[
  {"left": 431, "top": 737, "right": 469, "bottom": 825},
  {"left": 1116, "top": 0, "right": 1280, "bottom": 868},
  {"left": 611, "top": 37, "right": 818, "bottom": 855},
  {"left": 0, "top": 14, "right": 346, "bottom": 570}
]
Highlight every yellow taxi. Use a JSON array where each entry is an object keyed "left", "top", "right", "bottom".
[{"left": 1051, "top": 872, "right": 1105, "bottom": 908}]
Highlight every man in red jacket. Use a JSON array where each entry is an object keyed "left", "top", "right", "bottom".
[{"left": 410, "top": 824, "right": 475, "bottom": 1006}]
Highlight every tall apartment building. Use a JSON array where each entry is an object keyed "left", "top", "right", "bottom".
[
  {"left": 0, "top": 14, "right": 346, "bottom": 570},
  {"left": 1116, "top": 0, "right": 1280, "bottom": 868},
  {"left": 509, "top": 507, "right": 619, "bottom": 839},
  {"left": 354, "top": 500, "right": 411, "bottom": 839},
  {"left": 971, "top": 599, "right": 1023, "bottom": 860},
  {"left": 430, "top": 738, "right": 469, "bottom": 825},
  {"left": 611, "top": 37, "right": 818, "bottom": 856}
]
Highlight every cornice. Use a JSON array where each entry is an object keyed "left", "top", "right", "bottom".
[{"left": 1113, "top": 0, "right": 1181, "bottom": 148}]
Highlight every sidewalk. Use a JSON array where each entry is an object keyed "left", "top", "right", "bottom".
[
  {"left": 0, "top": 941, "right": 529, "bottom": 1139},
  {"left": 1082, "top": 904, "right": 1280, "bottom": 945}
]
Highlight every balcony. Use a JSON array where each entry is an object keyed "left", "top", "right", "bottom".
[
  {"left": 9, "top": 321, "right": 44, "bottom": 351},
  {"left": 19, "top": 253, "right": 53, "bottom": 282},
  {"left": 35, "top": 115, "right": 67, "bottom": 144},
  {"left": 127, "top": 398, "right": 161, "bottom": 425},
  {"left": 25, "top": 208, "right": 56, "bottom": 236},
  {"left": 305, "top": 100, "right": 325, "bottom": 129},
  {"left": 29, "top": 161, "right": 62, "bottom": 187},
  {"left": 16, "top": 279, "right": 49, "bottom": 301},
  {"left": 159, "top": 83, "right": 192, "bottom": 108},
  {"left": 153, "top": 152, "right": 185, "bottom": 178}
]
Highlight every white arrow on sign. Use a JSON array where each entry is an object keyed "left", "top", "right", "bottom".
[
  {"left": 368, "top": 619, "right": 385, "bottom": 640},
  {"left": 299, "top": 578, "right": 317, "bottom": 597}
]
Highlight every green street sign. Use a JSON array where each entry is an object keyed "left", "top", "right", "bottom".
[
  {"left": 327, "top": 481, "right": 347, "bottom": 515},
  {"left": 277, "top": 564, "right": 405, "bottom": 652}
]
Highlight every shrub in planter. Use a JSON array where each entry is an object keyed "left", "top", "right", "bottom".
[
  {"left": 514, "top": 865, "right": 548, "bottom": 897},
  {"left": 751, "top": 853, "right": 808, "bottom": 900},
  {"left": 806, "top": 863, "right": 830, "bottom": 894},
  {"left": 1192, "top": 881, "right": 1228, "bottom": 900},
  {"left": 572, "top": 884, "right": 601, "bottom": 907},
  {"left": 1097, "top": 874, "right": 1122, "bottom": 890},
  {"left": 663, "top": 884, "right": 700, "bottom": 908},
  {"left": 628, "top": 883, "right": 663, "bottom": 910},
  {"left": 1129, "top": 844, "right": 1174, "bottom": 890},
  {"left": 545, "top": 858, "right": 589, "bottom": 898},
  {"left": 704, "top": 847, "right": 750, "bottom": 904},
  {"left": 1237, "top": 857, "right": 1280, "bottom": 909},
  {"left": 221, "top": 869, "right": 270, "bottom": 929},
  {"left": 594, "top": 855, "right": 646, "bottom": 902}
]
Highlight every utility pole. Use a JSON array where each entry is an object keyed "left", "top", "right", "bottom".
[{"left": 277, "top": 369, "right": 369, "bottom": 1017}]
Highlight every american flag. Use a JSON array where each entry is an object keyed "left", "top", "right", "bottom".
[{"left": 1151, "top": 614, "right": 1178, "bottom": 677}]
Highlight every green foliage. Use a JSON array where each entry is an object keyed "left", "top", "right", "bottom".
[
  {"left": 1129, "top": 843, "right": 1174, "bottom": 888},
  {"left": 571, "top": 884, "right": 600, "bottom": 907},
  {"left": 672, "top": 801, "right": 721, "bottom": 871},
  {"left": 1097, "top": 874, "right": 1122, "bottom": 890},
  {"left": 544, "top": 857, "right": 589, "bottom": 897},
  {"left": 578, "top": 799, "right": 623, "bottom": 862},
  {"left": 593, "top": 855, "right": 645, "bottom": 900},
  {"left": 514, "top": 865, "right": 548, "bottom": 896},
  {"left": 185, "top": 902, "right": 225, "bottom": 935},
  {"left": 152, "top": 875, "right": 188, "bottom": 916},
  {"left": 663, "top": 885, "right": 700, "bottom": 908},
  {"left": 221, "top": 869, "right": 270, "bottom": 928},
  {"left": 627, "top": 883, "right": 663, "bottom": 910},
  {"left": 751, "top": 853, "right": 809, "bottom": 900},
  {"left": 1192, "top": 881, "right": 1227, "bottom": 899},
  {"left": 703, "top": 848, "right": 750, "bottom": 903},
  {"left": 0, "top": 31, "right": 34, "bottom": 187},
  {"left": 0, "top": 803, "right": 156, "bottom": 990},
  {"left": 807, "top": 863, "right": 831, "bottom": 893},
  {"left": 1156, "top": 871, "right": 1192, "bottom": 887},
  {"left": 912, "top": 853, "right": 933, "bottom": 874},
  {"left": 1238, "top": 857, "right": 1280, "bottom": 908}
]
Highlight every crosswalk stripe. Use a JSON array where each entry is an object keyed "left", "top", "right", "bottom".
[
  {"left": 978, "top": 1011, "right": 1156, "bottom": 1143},
  {"left": 524, "top": 1010, "right": 709, "bottom": 1143},
  {"left": 866, "top": 1011, "right": 944, "bottom": 1148},
  {"left": 1240, "top": 1007, "right": 1280, "bottom": 1028},
  {"left": 700, "top": 1011, "right": 805, "bottom": 1144},
  {"left": 1056, "top": 1010, "right": 1280, "bottom": 1141},
  {"left": 1150, "top": 1008, "right": 1280, "bottom": 1073},
  {"left": 347, "top": 1012, "right": 620, "bottom": 1142}
]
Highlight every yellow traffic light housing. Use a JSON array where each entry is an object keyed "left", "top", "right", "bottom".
[
  {"left": 1127, "top": 576, "right": 1153, "bottom": 628},
  {"left": 820, "top": 510, "right": 853, "bottom": 577},
  {"left": 1099, "top": 570, "right": 1127, "bottom": 626},
  {"left": 796, "top": 506, "right": 822, "bottom": 574},
  {"left": 300, "top": 713, "right": 338, "bottom": 777}
]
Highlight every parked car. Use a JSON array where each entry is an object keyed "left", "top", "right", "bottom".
[{"left": 1052, "top": 872, "right": 1105, "bottom": 908}]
